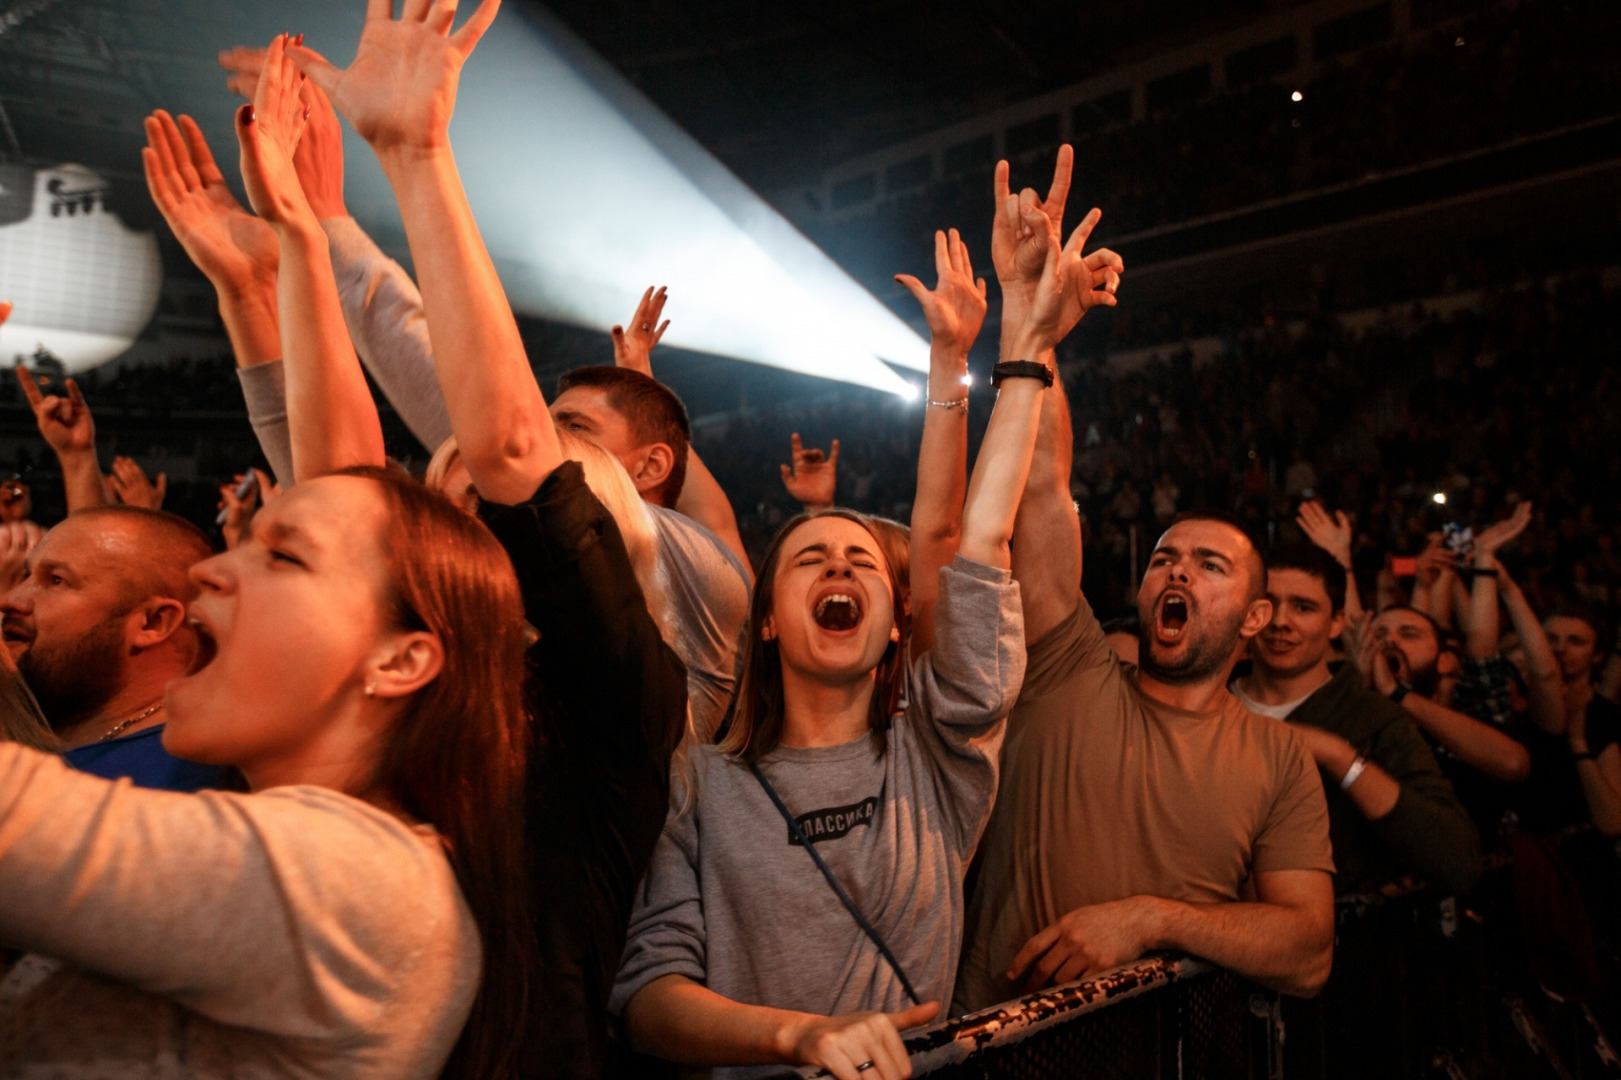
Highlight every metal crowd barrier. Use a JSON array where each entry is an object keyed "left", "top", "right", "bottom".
[{"left": 777, "top": 833, "right": 1621, "bottom": 1079}]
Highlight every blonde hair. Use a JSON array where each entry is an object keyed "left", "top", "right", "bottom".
[
  {"left": 426, "top": 435, "right": 673, "bottom": 645},
  {"left": 0, "top": 668, "right": 58, "bottom": 753}
]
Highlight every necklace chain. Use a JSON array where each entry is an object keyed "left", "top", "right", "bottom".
[{"left": 100, "top": 701, "right": 164, "bottom": 742}]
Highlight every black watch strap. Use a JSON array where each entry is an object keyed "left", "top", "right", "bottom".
[
  {"left": 1389, "top": 682, "right": 1412, "bottom": 705},
  {"left": 991, "top": 360, "right": 1055, "bottom": 387}
]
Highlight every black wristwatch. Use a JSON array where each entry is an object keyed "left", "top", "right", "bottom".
[
  {"left": 1388, "top": 682, "right": 1412, "bottom": 705},
  {"left": 991, "top": 360, "right": 1055, "bottom": 387}
]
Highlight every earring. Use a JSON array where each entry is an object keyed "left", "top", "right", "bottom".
[{"left": 364, "top": 682, "right": 376, "bottom": 697}]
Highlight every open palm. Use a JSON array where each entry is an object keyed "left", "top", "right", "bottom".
[
  {"left": 143, "top": 110, "right": 277, "bottom": 293},
  {"left": 895, "top": 228, "right": 988, "bottom": 358},
  {"left": 293, "top": 0, "right": 500, "bottom": 156}
]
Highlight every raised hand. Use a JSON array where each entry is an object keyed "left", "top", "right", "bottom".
[
  {"left": 0, "top": 477, "right": 28, "bottom": 524},
  {"left": 895, "top": 229, "right": 988, "bottom": 362},
  {"left": 143, "top": 109, "right": 278, "bottom": 296},
  {"left": 236, "top": 34, "right": 315, "bottom": 228},
  {"left": 106, "top": 456, "right": 167, "bottom": 510},
  {"left": 16, "top": 367, "right": 95, "bottom": 456},
  {"left": 291, "top": 0, "right": 502, "bottom": 157},
  {"left": 218, "top": 469, "right": 271, "bottom": 550},
  {"left": 1297, "top": 500, "right": 1354, "bottom": 568},
  {"left": 1054, "top": 207, "right": 1122, "bottom": 339},
  {"left": 780, "top": 433, "right": 839, "bottom": 512},
  {"left": 784, "top": 1002, "right": 939, "bottom": 1080},
  {"left": 220, "top": 47, "right": 349, "bottom": 221},
  {"left": 611, "top": 286, "right": 670, "bottom": 376},
  {"left": 1474, "top": 500, "right": 1533, "bottom": 560},
  {"left": 1009, "top": 202, "right": 1067, "bottom": 359},
  {"left": 992, "top": 145, "right": 1072, "bottom": 299},
  {"left": 1414, "top": 534, "right": 1456, "bottom": 587}
]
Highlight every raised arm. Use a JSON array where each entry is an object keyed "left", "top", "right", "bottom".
[
  {"left": 295, "top": 0, "right": 561, "bottom": 505},
  {"left": 221, "top": 45, "right": 457, "bottom": 455},
  {"left": 236, "top": 35, "right": 385, "bottom": 481},
  {"left": 1492, "top": 556, "right": 1565, "bottom": 734},
  {"left": 991, "top": 152, "right": 1121, "bottom": 642},
  {"left": 612, "top": 287, "right": 751, "bottom": 574},
  {"left": 15, "top": 369, "right": 108, "bottom": 511},
  {"left": 1464, "top": 502, "right": 1532, "bottom": 659},
  {"left": 141, "top": 110, "right": 294, "bottom": 485},
  {"left": 1297, "top": 501, "right": 1364, "bottom": 624},
  {"left": 896, "top": 228, "right": 985, "bottom": 651},
  {"left": 958, "top": 210, "right": 1065, "bottom": 572}
]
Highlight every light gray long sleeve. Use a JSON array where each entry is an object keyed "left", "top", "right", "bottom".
[
  {"left": 0, "top": 743, "right": 479, "bottom": 1077},
  {"left": 321, "top": 216, "right": 454, "bottom": 453},
  {"left": 235, "top": 360, "right": 295, "bottom": 489}
]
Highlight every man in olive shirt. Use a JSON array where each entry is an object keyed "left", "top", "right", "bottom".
[
  {"left": 954, "top": 367, "right": 1335, "bottom": 1014},
  {"left": 1231, "top": 544, "right": 1481, "bottom": 896}
]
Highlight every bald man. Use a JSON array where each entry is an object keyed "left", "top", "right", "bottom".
[{"left": 0, "top": 506, "right": 224, "bottom": 791}]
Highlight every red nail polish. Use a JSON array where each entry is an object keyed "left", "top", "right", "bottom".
[
  {"left": 294, "top": 33, "right": 304, "bottom": 46},
  {"left": 239, "top": 103, "right": 255, "bottom": 125},
  {"left": 303, "top": 105, "right": 311, "bottom": 120}
]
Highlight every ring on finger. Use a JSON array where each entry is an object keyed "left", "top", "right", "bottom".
[{"left": 856, "top": 1063, "right": 875, "bottom": 1073}]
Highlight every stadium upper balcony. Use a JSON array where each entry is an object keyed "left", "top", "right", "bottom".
[{"left": 784, "top": 0, "right": 1619, "bottom": 283}]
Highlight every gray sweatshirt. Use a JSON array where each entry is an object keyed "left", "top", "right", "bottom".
[
  {"left": 232, "top": 219, "right": 751, "bottom": 737},
  {"left": 610, "top": 556, "right": 1025, "bottom": 1080}
]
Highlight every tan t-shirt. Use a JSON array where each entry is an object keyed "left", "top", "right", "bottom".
[{"left": 953, "top": 595, "right": 1333, "bottom": 1014}]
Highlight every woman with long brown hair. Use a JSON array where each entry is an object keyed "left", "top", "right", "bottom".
[
  {"left": 610, "top": 210, "right": 1072, "bottom": 1080},
  {"left": 0, "top": 467, "right": 532, "bottom": 1078}
]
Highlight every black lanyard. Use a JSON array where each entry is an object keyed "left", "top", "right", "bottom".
[{"left": 748, "top": 761, "right": 921, "bottom": 1006}]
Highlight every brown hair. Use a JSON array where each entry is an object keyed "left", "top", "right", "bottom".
[
  {"left": 556, "top": 366, "right": 691, "bottom": 508},
  {"left": 717, "top": 509, "right": 908, "bottom": 763},
  {"left": 338, "top": 466, "right": 533, "bottom": 1080}
]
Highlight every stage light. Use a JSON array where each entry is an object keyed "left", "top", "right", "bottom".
[
  {"left": 0, "top": 164, "right": 160, "bottom": 373},
  {"left": 1291, "top": 90, "right": 1304, "bottom": 102},
  {"left": 1433, "top": 492, "right": 1448, "bottom": 505},
  {"left": 317, "top": 5, "right": 927, "bottom": 396}
]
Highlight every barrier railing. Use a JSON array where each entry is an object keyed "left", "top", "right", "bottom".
[{"left": 777, "top": 832, "right": 1620, "bottom": 1079}]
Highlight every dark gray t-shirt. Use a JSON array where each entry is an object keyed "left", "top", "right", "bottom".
[{"left": 611, "top": 556, "right": 1025, "bottom": 1080}]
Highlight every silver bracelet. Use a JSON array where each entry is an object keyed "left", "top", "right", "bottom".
[
  {"left": 1340, "top": 754, "right": 1369, "bottom": 791},
  {"left": 926, "top": 397, "right": 969, "bottom": 412}
]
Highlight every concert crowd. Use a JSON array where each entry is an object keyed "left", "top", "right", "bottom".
[{"left": 0, "top": 2, "right": 1617, "bottom": 1078}]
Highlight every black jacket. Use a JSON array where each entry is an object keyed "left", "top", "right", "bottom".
[
  {"left": 1288, "top": 663, "right": 1483, "bottom": 896},
  {"left": 480, "top": 462, "right": 689, "bottom": 1080}
]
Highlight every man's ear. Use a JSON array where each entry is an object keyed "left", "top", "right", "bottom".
[
  {"left": 1240, "top": 598, "right": 1274, "bottom": 640},
  {"left": 366, "top": 632, "right": 445, "bottom": 700},
  {"left": 1329, "top": 610, "right": 1347, "bottom": 641},
  {"left": 628, "top": 442, "right": 675, "bottom": 497},
  {"left": 129, "top": 597, "right": 188, "bottom": 652}
]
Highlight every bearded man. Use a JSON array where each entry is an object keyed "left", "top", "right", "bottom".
[
  {"left": 0, "top": 506, "right": 223, "bottom": 791},
  {"left": 954, "top": 361, "right": 1335, "bottom": 1014}
]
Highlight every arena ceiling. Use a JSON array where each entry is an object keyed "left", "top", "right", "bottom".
[{"left": 1, "top": 0, "right": 1265, "bottom": 196}]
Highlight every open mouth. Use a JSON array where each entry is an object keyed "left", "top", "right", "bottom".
[
  {"left": 1, "top": 618, "right": 32, "bottom": 649},
  {"left": 185, "top": 618, "right": 219, "bottom": 677},
  {"left": 813, "top": 592, "right": 863, "bottom": 632},
  {"left": 1157, "top": 593, "right": 1189, "bottom": 640}
]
